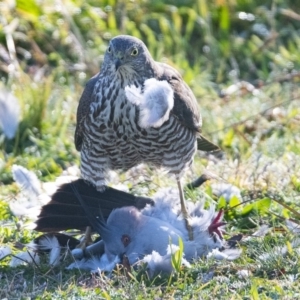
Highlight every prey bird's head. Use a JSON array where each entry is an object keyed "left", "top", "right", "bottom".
[{"left": 102, "top": 35, "right": 154, "bottom": 75}]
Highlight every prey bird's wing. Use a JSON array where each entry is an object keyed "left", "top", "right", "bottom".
[
  {"left": 70, "top": 182, "right": 107, "bottom": 235},
  {"left": 156, "top": 62, "right": 220, "bottom": 152},
  {"left": 75, "top": 74, "right": 99, "bottom": 151},
  {"left": 35, "top": 179, "right": 154, "bottom": 232}
]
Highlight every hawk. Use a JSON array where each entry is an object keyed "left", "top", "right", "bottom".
[{"left": 75, "top": 35, "right": 219, "bottom": 239}]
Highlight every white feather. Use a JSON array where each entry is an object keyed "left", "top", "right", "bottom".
[
  {"left": 124, "top": 85, "right": 143, "bottom": 105},
  {"left": 10, "top": 165, "right": 81, "bottom": 219},
  {"left": 207, "top": 248, "right": 242, "bottom": 260},
  {"left": 0, "top": 89, "right": 20, "bottom": 139},
  {"left": 237, "top": 269, "right": 251, "bottom": 279},
  {"left": 67, "top": 253, "right": 119, "bottom": 273},
  {"left": 140, "top": 79, "right": 174, "bottom": 128},
  {"left": 252, "top": 224, "right": 270, "bottom": 237},
  {"left": 10, "top": 250, "right": 40, "bottom": 267},
  {"left": 12, "top": 164, "right": 42, "bottom": 197},
  {"left": 258, "top": 239, "right": 300, "bottom": 261},
  {"left": 0, "top": 246, "right": 11, "bottom": 261},
  {"left": 125, "top": 78, "right": 174, "bottom": 128},
  {"left": 142, "top": 244, "right": 191, "bottom": 277},
  {"left": 9, "top": 200, "right": 41, "bottom": 219},
  {"left": 38, "top": 235, "right": 61, "bottom": 266},
  {"left": 142, "top": 250, "right": 173, "bottom": 277},
  {"left": 211, "top": 182, "right": 242, "bottom": 202}
]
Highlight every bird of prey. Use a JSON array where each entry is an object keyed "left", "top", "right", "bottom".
[{"left": 75, "top": 35, "right": 219, "bottom": 239}]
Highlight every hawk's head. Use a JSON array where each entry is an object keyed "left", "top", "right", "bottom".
[{"left": 102, "top": 35, "right": 154, "bottom": 76}]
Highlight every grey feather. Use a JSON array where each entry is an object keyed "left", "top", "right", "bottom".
[
  {"left": 12, "top": 164, "right": 41, "bottom": 197},
  {"left": 0, "top": 89, "right": 20, "bottom": 139}
]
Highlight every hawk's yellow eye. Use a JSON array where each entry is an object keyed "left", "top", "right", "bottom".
[
  {"left": 131, "top": 48, "right": 138, "bottom": 56},
  {"left": 107, "top": 46, "right": 111, "bottom": 53}
]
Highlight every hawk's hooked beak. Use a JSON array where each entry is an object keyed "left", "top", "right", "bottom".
[{"left": 115, "top": 58, "right": 122, "bottom": 70}]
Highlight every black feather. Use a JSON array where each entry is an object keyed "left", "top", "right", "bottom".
[{"left": 35, "top": 179, "right": 154, "bottom": 232}]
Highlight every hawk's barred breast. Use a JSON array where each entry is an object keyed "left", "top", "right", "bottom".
[{"left": 80, "top": 71, "right": 197, "bottom": 188}]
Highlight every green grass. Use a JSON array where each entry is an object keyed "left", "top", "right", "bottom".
[{"left": 1, "top": 0, "right": 300, "bottom": 298}]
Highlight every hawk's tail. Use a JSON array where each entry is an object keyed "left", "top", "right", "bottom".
[{"left": 197, "top": 134, "right": 220, "bottom": 152}]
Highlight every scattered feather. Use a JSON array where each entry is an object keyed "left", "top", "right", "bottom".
[
  {"left": 237, "top": 269, "right": 251, "bottom": 279},
  {"left": 12, "top": 164, "right": 41, "bottom": 197},
  {"left": 258, "top": 239, "right": 300, "bottom": 261},
  {"left": 10, "top": 165, "right": 43, "bottom": 219},
  {"left": 252, "top": 224, "right": 270, "bottom": 237},
  {"left": 211, "top": 182, "right": 242, "bottom": 202},
  {"left": 0, "top": 246, "right": 11, "bottom": 261},
  {"left": 37, "top": 235, "right": 61, "bottom": 266},
  {"left": 10, "top": 250, "right": 40, "bottom": 267},
  {"left": 142, "top": 251, "right": 174, "bottom": 278},
  {"left": 286, "top": 219, "right": 300, "bottom": 234},
  {"left": 9, "top": 196, "right": 42, "bottom": 219},
  {"left": 10, "top": 165, "right": 83, "bottom": 221},
  {"left": 220, "top": 81, "right": 260, "bottom": 98},
  {"left": 67, "top": 253, "right": 119, "bottom": 273},
  {"left": 142, "top": 244, "right": 190, "bottom": 278},
  {"left": 0, "top": 89, "right": 20, "bottom": 139},
  {"left": 207, "top": 248, "right": 242, "bottom": 260}
]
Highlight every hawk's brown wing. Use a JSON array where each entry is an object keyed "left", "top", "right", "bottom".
[
  {"left": 156, "top": 62, "right": 200, "bottom": 132},
  {"left": 156, "top": 62, "right": 219, "bottom": 152},
  {"left": 74, "top": 73, "right": 99, "bottom": 151}
]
